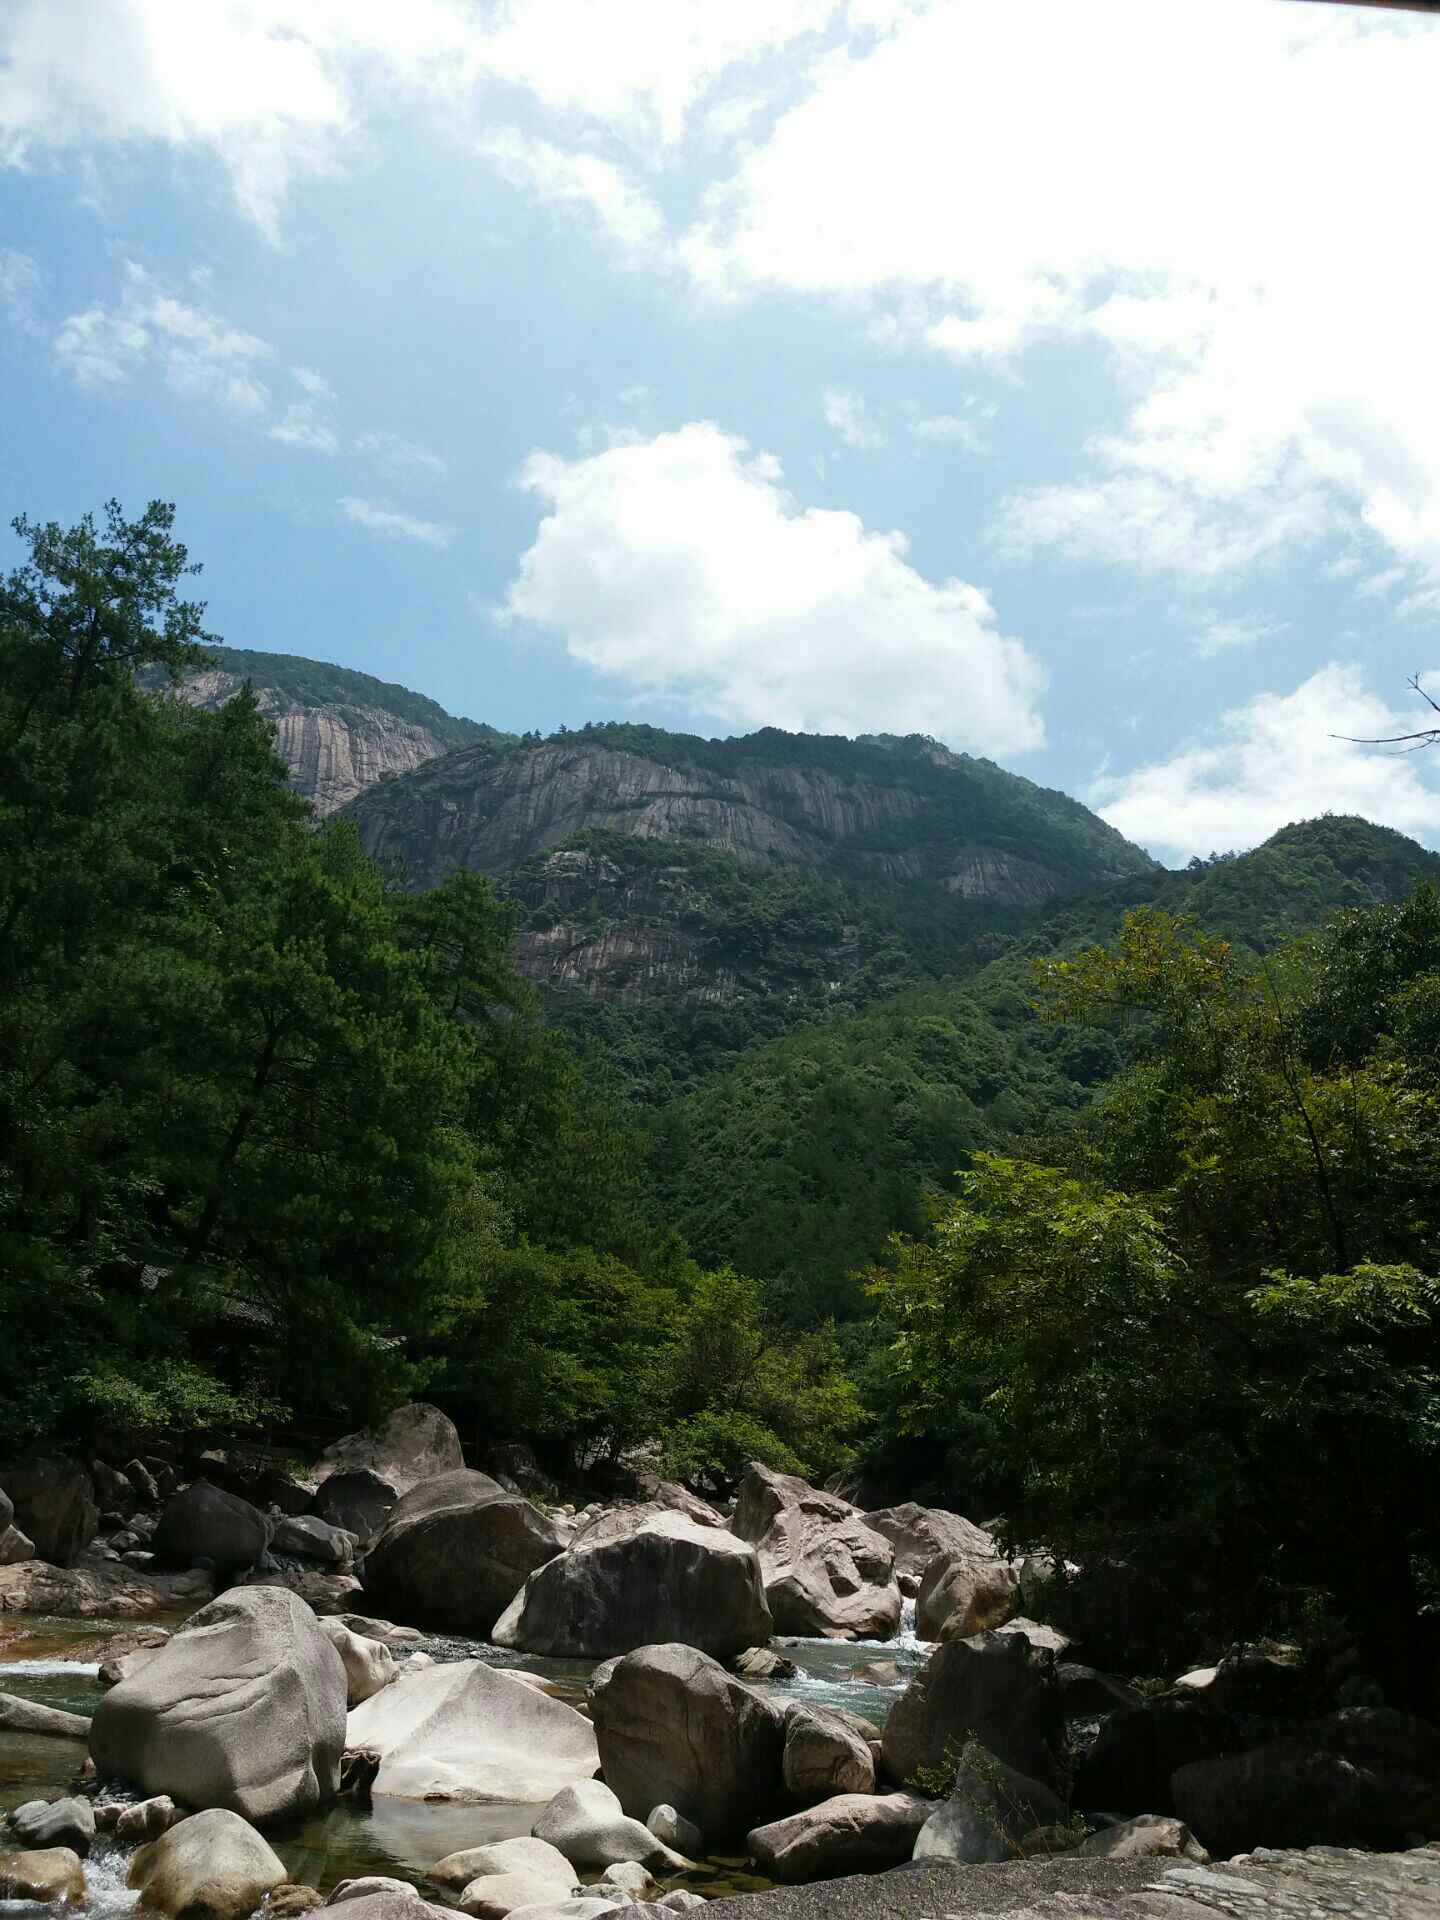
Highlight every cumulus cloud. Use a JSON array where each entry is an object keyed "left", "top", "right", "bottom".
[
  {"left": 909, "top": 412, "right": 986, "bottom": 452},
  {"left": 0, "top": 246, "right": 42, "bottom": 335},
  {"left": 1091, "top": 665, "right": 1440, "bottom": 863},
  {"left": 681, "top": 1, "right": 1440, "bottom": 589},
  {"left": 340, "top": 497, "right": 452, "bottom": 548},
  {"left": 0, "top": 0, "right": 835, "bottom": 231},
  {"left": 1186, "top": 614, "right": 1288, "bottom": 659},
  {"left": 53, "top": 262, "right": 271, "bottom": 414},
  {"left": 503, "top": 420, "right": 1045, "bottom": 750},
  {"left": 477, "top": 129, "right": 665, "bottom": 257},
  {"left": 823, "top": 388, "right": 884, "bottom": 449}
]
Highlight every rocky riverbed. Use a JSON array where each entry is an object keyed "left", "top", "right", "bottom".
[{"left": 2, "top": 1405, "right": 1438, "bottom": 1920}]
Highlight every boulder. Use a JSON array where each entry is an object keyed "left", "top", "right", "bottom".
[
  {"left": 323, "top": 1894, "right": 451, "bottom": 1920},
  {"left": 2, "top": 1456, "right": 98, "bottom": 1565},
  {"left": 645, "top": 1807, "right": 702, "bottom": 1858},
  {"left": 100, "top": 1646, "right": 163, "bottom": 1689},
  {"left": 1072, "top": 1698, "right": 1235, "bottom": 1815},
  {"left": 325, "top": 1879, "right": 425, "bottom": 1906},
  {"left": 319, "top": 1617, "right": 396, "bottom": 1706},
  {"left": 127, "top": 1808, "right": 288, "bottom": 1920},
  {"left": 1076, "top": 1814, "right": 1208, "bottom": 1861},
  {"left": 731, "top": 1464, "right": 900, "bottom": 1641},
  {"left": 503, "top": 1904, "right": 620, "bottom": 1920},
  {"left": 114, "top": 1796, "right": 182, "bottom": 1845},
  {"left": 732, "top": 1646, "right": 797, "bottom": 1681},
  {"left": 477, "top": 1444, "right": 559, "bottom": 1502},
  {"left": 124, "top": 1459, "right": 162, "bottom": 1508},
  {"left": 335, "top": 1612, "right": 423, "bottom": 1644},
  {"left": 362, "top": 1470, "right": 564, "bottom": 1637},
  {"left": 317, "top": 1403, "right": 464, "bottom": 1494},
  {"left": 996, "top": 1617, "right": 1072, "bottom": 1655},
  {"left": 272, "top": 1515, "right": 356, "bottom": 1566},
  {"left": 495, "top": 1512, "right": 770, "bottom": 1661},
  {"left": 345, "top": 1657, "right": 599, "bottom": 1803},
  {"left": 1056, "top": 1662, "right": 1144, "bottom": 1718},
  {"left": 89, "top": 1583, "right": 347, "bottom": 1823},
  {"left": 864, "top": 1503, "right": 997, "bottom": 1583},
  {"left": 312, "top": 1470, "right": 397, "bottom": 1542},
  {"left": 268, "top": 1887, "right": 325, "bottom": 1917},
  {"left": 1172, "top": 1650, "right": 1304, "bottom": 1715},
  {"left": 532, "top": 1782, "right": 688, "bottom": 1873},
  {"left": 0, "top": 1518, "right": 36, "bottom": 1565},
  {"left": 593, "top": 1862, "right": 652, "bottom": 1900},
  {"left": 916, "top": 1549, "right": 1020, "bottom": 1642},
  {"left": 459, "top": 1873, "right": 576, "bottom": 1920},
  {"left": 431, "top": 1840, "right": 575, "bottom": 1896},
  {"left": 1172, "top": 1706, "right": 1440, "bottom": 1855},
  {"left": 151, "top": 1482, "right": 271, "bottom": 1577},
  {"left": 0, "top": 1847, "right": 87, "bottom": 1904},
  {"left": 590, "top": 1643, "right": 786, "bottom": 1838},
  {"left": 7, "top": 1797, "right": 95, "bottom": 1856},
  {"left": 0, "top": 1693, "right": 90, "bottom": 1738},
  {"left": 781, "top": 1704, "right": 875, "bottom": 1805},
  {"left": 92, "top": 1461, "right": 135, "bottom": 1512},
  {"left": 912, "top": 1741, "right": 1066, "bottom": 1864},
  {"left": 253, "top": 1470, "right": 313, "bottom": 1518},
  {"left": 0, "top": 1555, "right": 212, "bottom": 1617},
  {"left": 881, "top": 1629, "right": 1063, "bottom": 1791},
  {"left": 747, "top": 1792, "right": 931, "bottom": 1883}
]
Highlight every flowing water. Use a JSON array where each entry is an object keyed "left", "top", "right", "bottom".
[{"left": 0, "top": 1603, "right": 932, "bottom": 1906}]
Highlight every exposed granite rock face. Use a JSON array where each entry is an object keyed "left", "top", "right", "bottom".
[
  {"left": 346, "top": 738, "right": 1150, "bottom": 899},
  {"left": 172, "top": 671, "right": 459, "bottom": 816}
]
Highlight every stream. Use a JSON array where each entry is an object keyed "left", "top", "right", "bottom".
[{"left": 0, "top": 1606, "right": 930, "bottom": 1913}]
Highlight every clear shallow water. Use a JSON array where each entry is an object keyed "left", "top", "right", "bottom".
[{"left": 0, "top": 1607, "right": 931, "bottom": 1901}]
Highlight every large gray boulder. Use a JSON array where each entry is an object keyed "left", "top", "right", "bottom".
[
  {"left": 0, "top": 1847, "right": 87, "bottom": 1903},
  {"left": 1076, "top": 1815, "right": 1208, "bottom": 1862},
  {"left": 151, "top": 1481, "right": 271, "bottom": 1576},
  {"left": 732, "top": 1464, "right": 900, "bottom": 1641},
  {"left": 89, "top": 1584, "right": 346, "bottom": 1823},
  {"left": 864, "top": 1503, "right": 998, "bottom": 1584},
  {"left": 344, "top": 1657, "right": 599, "bottom": 1803},
  {"left": 913, "top": 1741, "right": 1067, "bottom": 1864},
  {"left": 2, "top": 1456, "right": 97, "bottom": 1565},
  {"left": 127, "top": 1808, "right": 288, "bottom": 1920},
  {"left": 590, "top": 1643, "right": 786, "bottom": 1838},
  {"left": 0, "top": 1693, "right": 90, "bottom": 1738},
  {"left": 319, "top": 1617, "right": 395, "bottom": 1706},
  {"left": 273, "top": 1514, "right": 356, "bottom": 1566},
  {"left": 881, "top": 1629, "right": 1063, "bottom": 1792},
  {"left": 7, "top": 1796, "right": 96, "bottom": 1857},
  {"left": 431, "top": 1839, "right": 576, "bottom": 1896},
  {"left": 1172, "top": 1707, "right": 1440, "bottom": 1855},
  {"left": 916, "top": 1549, "right": 1020, "bottom": 1641},
  {"left": 312, "top": 1469, "right": 397, "bottom": 1542},
  {"left": 781, "top": 1704, "right": 875, "bottom": 1805},
  {"left": 1073, "top": 1698, "right": 1234, "bottom": 1814},
  {"left": 494, "top": 1510, "right": 770, "bottom": 1661},
  {"left": 362, "top": 1469, "right": 564, "bottom": 1637},
  {"left": 747, "top": 1792, "right": 931, "bottom": 1883},
  {"left": 317, "top": 1403, "right": 463, "bottom": 1493},
  {"left": 532, "top": 1780, "right": 687, "bottom": 1871}
]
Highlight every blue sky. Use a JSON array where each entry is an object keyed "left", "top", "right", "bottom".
[{"left": 3, "top": 0, "right": 1440, "bottom": 863}]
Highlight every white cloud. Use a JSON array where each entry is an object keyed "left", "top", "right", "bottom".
[
  {"left": 0, "top": 0, "right": 834, "bottom": 232},
  {"left": 269, "top": 406, "right": 338, "bottom": 454},
  {"left": 0, "top": 246, "right": 42, "bottom": 335},
  {"left": 681, "top": 1, "right": 1440, "bottom": 588},
  {"left": 355, "top": 430, "right": 448, "bottom": 479},
  {"left": 503, "top": 420, "right": 1045, "bottom": 751},
  {"left": 823, "top": 387, "right": 884, "bottom": 449},
  {"left": 53, "top": 262, "right": 271, "bottom": 414},
  {"left": 1186, "top": 613, "right": 1287, "bottom": 659},
  {"left": 292, "top": 365, "right": 335, "bottom": 401},
  {"left": 910, "top": 412, "right": 986, "bottom": 452},
  {"left": 340, "top": 496, "right": 452, "bottom": 548},
  {"left": 1090, "top": 665, "right": 1440, "bottom": 862},
  {"left": 477, "top": 128, "right": 665, "bottom": 257}
]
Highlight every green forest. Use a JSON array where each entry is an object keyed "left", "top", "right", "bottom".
[{"left": 3, "top": 501, "right": 1438, "bottom": 1682}]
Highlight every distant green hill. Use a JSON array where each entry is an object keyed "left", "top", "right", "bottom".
[
  {"left": 646, "top": 815, "right": 1440, "bottom": 1320},
  {"left": 192, "top": 646, "right": 509, "bottom": 753}
]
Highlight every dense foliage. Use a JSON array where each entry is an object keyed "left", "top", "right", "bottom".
[
  {"left": 189, "top": 645, "right": 511, "bottom": 751},
  {"left": 873, "top": 900, "right": 1440, "bottom": 1683},
  {"left": 0, "top": 504, "right": 854, "bottom": 1482}
]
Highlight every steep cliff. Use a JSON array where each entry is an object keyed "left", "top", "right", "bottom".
[
  {"left": 345, "top": 721, "right": 1159, "bottom": 1010},
  {"left": 167, "top": 647, "right": 509, "bottom": 814}
]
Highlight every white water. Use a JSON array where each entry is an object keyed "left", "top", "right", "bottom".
[
  {"left": 80, "top": 1846, "right": 141, "bottom": 1920},
  {"left": 0, "top": 1661, "right": 100, "bottom": 1679}
]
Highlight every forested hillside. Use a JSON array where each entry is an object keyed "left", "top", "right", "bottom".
[{"left": 5, "top": 500, "right": 1439, "bottom": 1681}]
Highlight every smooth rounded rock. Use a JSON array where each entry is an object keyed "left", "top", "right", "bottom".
[
  {"left": 881, "top": 1629, "right": 1063, "bottom": 1792},
  {"left": 151, "top": 1482, "right": 271, "bottom": 1578},
  {"left": 645, "top": 1807, "right": 702, "bottom": 1859},
  {"left": 362, "top": 1470, "right": 564, "bottom": 1638},
  {"left": 8, "top": 1797, "right": 94, "bottom": 1858},
  {"left": 732, "top": 1465, "right": 900, "bottom": 1642},
  {"left": 90, "top": 1584, "right": 347, "bottom": 1823},
  {"left": 346, "top": 1658, "right": 599, "bottom": 1803},
  {"left": 319, "top": 1617, "right": 396, "bottom": 1706},
  {"left": 747, "top": 1792, "right": 931, "bottom": 1883},
  {"left": 458, "top": 1872, "right": 575, "bottom": 1919},
  {"left": 532, "top": 1781, "right": 684, "bottom": 1871},
  {"left": 318, "top": 1404, "right": 464, "bottom": 1494},
  {"left": 782, "top": 1705, "right": 875, "bottom": 1806},
  {"left": 127, "top": 1808, "right": 288, "bottom": 1920},
  {"left": 0, "top": 1846, "right": 87, "bottom": 1904},
  {"left": 431, "top": 1840, "right": 574, "bottom": 1895}
]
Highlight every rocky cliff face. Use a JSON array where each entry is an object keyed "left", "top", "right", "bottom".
[
  {"left": 171, "top": 669, "right": 462, "bottom": 815},
  {"left": 345, "top": 725, "right": 1158, "bottom": 1008}
]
